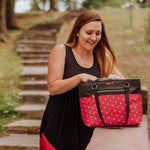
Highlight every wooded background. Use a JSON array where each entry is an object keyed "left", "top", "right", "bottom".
[{"left": 0, "top": 0, "right": 150, "bottom": 42}]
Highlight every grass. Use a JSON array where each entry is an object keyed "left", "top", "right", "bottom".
[
  {"left": 144, "top": 46, "right": 150, "bottom": 54},
  {"left": 96, "top": 8, "right": 150, "bottom": 83}
]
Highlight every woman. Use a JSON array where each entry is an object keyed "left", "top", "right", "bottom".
[{"left": 40, "top": 10, "right": 123, "bottom": 150}]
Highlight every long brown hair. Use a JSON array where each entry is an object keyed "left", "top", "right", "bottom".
[{"left": 66, "top": 10, "right": 116, "bottom": 77}]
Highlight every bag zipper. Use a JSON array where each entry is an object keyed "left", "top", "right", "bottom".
[{"left": 92, "top": 89, "right": 126, "bottom": 98}]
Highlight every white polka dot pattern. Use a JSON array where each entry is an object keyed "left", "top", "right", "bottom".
[{"left": 79, "top": 94, "right": 142, "bottom": 127}]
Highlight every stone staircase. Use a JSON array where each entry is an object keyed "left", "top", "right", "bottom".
[
  {"left": 0, "top": 22, "right": 60, "bottom": 150},
  {"left": 0, "top": 10, "right": 82, "bottom": 150}
]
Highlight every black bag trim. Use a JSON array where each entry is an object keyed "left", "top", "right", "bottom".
[{"left": 79, "top": 78, "right": 141, "bottom": 98}]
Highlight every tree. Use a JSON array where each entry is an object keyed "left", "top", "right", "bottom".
[
  {"left": 82, "top": 0, "right": 124, "bottom": 9},
  {"left": 31, "top": 0, "right": 41, "bottom": 11},
  {"left": 138, "top": 0, "right": 150, "bottom": 7},
  {"left": 49, "top": 0, "right": 58, "bottom": 11},
  {"left": 0, "top": 0, "right": 9, "bottom": 42},
  {"left": 38, "top": 0, "right": 58, "bottom": 12},
  {"left": 0, "top": 0, "right": 19, "bottom": 42},
  {"left": 6, "top": 0, "right": 19, "bottom": 29},
  {"left": 82, "top": 0, "right": 101, "bottom": 9},
  {"left": 60, "top": 0, "right": 77, "bottom": 10}
]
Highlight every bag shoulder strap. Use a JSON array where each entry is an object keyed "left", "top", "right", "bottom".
[{"left": 94, "top": 89, "right": 130, "bottom": 127}]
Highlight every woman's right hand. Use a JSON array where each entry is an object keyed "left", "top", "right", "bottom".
[{"left": 79, "top": 73, "right": 97, "bottom": 82}]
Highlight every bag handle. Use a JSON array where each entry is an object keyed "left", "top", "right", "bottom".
[{"left": 94, "top": 83, "right": 130, "bottom": 127}]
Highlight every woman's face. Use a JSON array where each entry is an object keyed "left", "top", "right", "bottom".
[{"left": 76, "top": 21, "right": 102, "bottom": 51}]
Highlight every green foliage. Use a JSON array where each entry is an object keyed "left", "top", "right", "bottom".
[
  {"left": 0, "top": 112, "right": 20, "bottom": 136},
  {"left": 0, "top": 32, "right": 22, "bottom": 136},
  {"left": 8, "top": 30, "right": 22, "bottom": 36},
  {"left": 31, "top": 0, "right": 41, "bottom": 11},
  {"left": 139, "top": 0, "right": 150, "bottom": 8},
  {"left": 31, "top": 0, "right": 48, "bottom": 11},
  {"left": 134, "top": 47, "right": 142, "bottom": 54},
  {"left": 0, "top": 124, "right": 5, "bottom": 136},
  {"left": 0, "top": 91, "right": 19, "bottom": 115},
  {"left": 0, "top": 81, "right": 20, "bottom": 136},
  {"left": 60, "top": 0, "right": 77, "bottom": 10},
  {"left": 82, "top": 0, "right": 125, "bottom": 9},
  {"left": 30, "top": 18, "right": 43, "bottom": 25},
  {"left": 82, "top": 0, "right": 102, "bottom": 9},
  {"left": 144, "top": 46, "right": 150, "bottom": 54},
  {"left": 145, "top": 35, "right": 150, "bottom": 44},
  {"left": 103, "top": 0, "right": 125, "bottom": 7}
]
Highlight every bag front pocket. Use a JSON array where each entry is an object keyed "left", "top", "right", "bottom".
[{"left": 79, "top": 92, "right": 142, "bottom": 127}]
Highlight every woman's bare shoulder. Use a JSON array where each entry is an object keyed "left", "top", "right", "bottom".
[
  {"left": 50, "top": 44, "right": 66, "bottom": 58},
  {"left": 52, "top": 44, "right": 66, "bottom": 52},
  {"left": 49, "top": 44, "right": 66, "bottom": 62}
]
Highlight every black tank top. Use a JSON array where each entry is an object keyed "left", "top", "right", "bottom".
[
  {"left": 63, "top": 45, "right": 100, "bottom": 79},
  {"left": 40, "top": 45, "right": 100, "bottom": 150}
]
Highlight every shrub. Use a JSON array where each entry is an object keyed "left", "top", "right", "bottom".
[{"left": 82, "top": 0, "right": 124, "bottom": 9}]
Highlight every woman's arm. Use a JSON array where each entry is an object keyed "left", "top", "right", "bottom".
[{"left": 47, "top": 44, "right": 97, "bottom": 95}]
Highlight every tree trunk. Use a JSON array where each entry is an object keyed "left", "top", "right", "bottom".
[
  {"left": 0, "top": 0, "right": 9, "bottom": 42},
  {"left": 31, "top": 0, "right": 41, "bottom": 11},
  {"left": 49, "top": 0, "right": 58, "bottom": 11},
  {"left": 129, "top": 6, "right": 133, "bottom": 28},
  {"left": 6, "top": 0, "right": 19, "bottom": 29},
  {"left": 147, "top": 0, "right": 150, "bottom": 6},
  {"left": 148, "top": 14, "right": 150, "bottom": 37}
]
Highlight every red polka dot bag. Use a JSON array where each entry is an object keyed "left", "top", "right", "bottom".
[{"left": 79, "top": 78, "right": 143, "bottom": 127}]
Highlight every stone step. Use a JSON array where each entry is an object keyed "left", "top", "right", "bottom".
[
  {"left": 29, "top": 23, "right": 61, "bottom": 31},
  {"left": 17, "top": 43, "right": 53, "bottom": 48},
  {"left": 21, "top": 66, "right": 47, "bottom": 81},
  {"left": 16, "top": 39, "right": 55, "bottom": 45},
  {"left": 18, "top": 90, "right": 49, "bottom": 104},
  {"left": 5, "top": 119, "right": 41, "bottom": 134},
  {"left": 19, "top": 31, "right": 56, "bottom": 41},
  {"left": 19, "top": 36, "right": 56, "bottom": 41},
  {"left": 0, "top": 134, "right": 39, "bottom": 150},
  {"left": 15, "top": 104, "right": 46, "bottom": 119},
  {"left": 17, "top": 47, "right": 51, "bottom": 52},
  {"left": 21, "top": 54, "right": 49, "bottom": 60},
  {"left": 21, "top": 80, "right": 48, "bottom": 90},
  {"left": 22, "top": 59, "right": 48, "bottom": 66},
  {"left": 58, "top": 10, "right": 83, "bottom": 22},
  {"left": 18, "top": 50, "right": 50, "bottom": 56},
  {"left": 17, "top": 43, "right": 53, "bottom": 52},
  {"left": 19, "top": 30, "right": 58, "bottom": 37}
]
